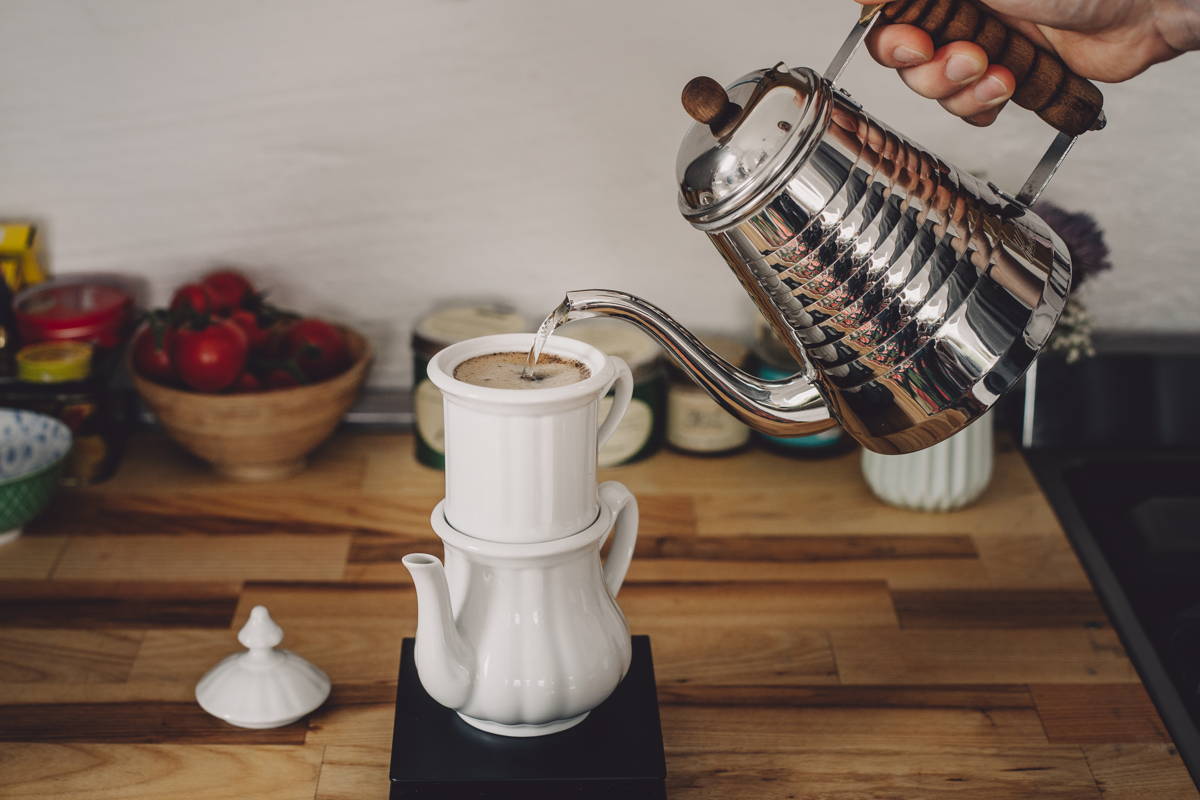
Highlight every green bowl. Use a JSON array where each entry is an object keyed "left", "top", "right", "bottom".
[{"left": 0, "top": 409, "right": 72, "bottom": 543}]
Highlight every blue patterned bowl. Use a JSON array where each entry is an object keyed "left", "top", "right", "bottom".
[{"left": 0, "top": 409, "right": 73, "bottom": 543}]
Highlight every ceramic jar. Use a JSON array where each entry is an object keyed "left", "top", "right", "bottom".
[
  {"left": 666, "top": 334, "right": 751, "bottom": 456},
  {"left": 560, "top": 318, "right": 667, "bottom": 467},
  {"left": 411, "top": 304, "right": 526, "bottom": 469},
  {"left": 861, "top": 412, "right": 995, "bottom": 512}
]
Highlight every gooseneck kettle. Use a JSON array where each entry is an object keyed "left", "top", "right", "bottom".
[{"left": 547, "top": 0, "right": 1106, "bottom": 454}]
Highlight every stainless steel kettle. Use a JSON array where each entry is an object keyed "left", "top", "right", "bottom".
[{"left": 545, "top": 0, "right": 1106, "bottom": 454}]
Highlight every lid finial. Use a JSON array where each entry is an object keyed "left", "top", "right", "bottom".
[
  {"left": 681, "top": 77, "right": 728, "bottom": 124},
  {"left": 682, "top": 76, "right": 744, "bottom": 136},
  {"left": 238, "top": 605, "right": 284, "bottom": 650}
]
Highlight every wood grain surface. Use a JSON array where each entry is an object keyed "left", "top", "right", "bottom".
[{"left": 0, "top": 432, "right": 1194, "bottom": 799}]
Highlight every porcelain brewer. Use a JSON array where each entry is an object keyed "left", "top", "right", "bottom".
[{"left": 404, "top": 333, "right": 641, "bottom": 736}]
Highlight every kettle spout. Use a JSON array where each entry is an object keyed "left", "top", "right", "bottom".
[
  {"left": 402, "top": 554, "right": 474, "bottom": 710},
  {"left": 556, "top": 290, "right": 834, "bottom": 438}
]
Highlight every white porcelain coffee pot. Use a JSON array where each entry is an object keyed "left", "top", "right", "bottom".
[{"left": 403, "top": 481, "right": 638, "bottom": 737}]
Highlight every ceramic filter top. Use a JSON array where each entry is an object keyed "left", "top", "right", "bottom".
[{"left": 195, "top": 606, "right": 331, "bottom": 729}]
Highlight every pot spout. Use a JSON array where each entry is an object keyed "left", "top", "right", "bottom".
[
  {"left": 402, "top": 553, "right": 473, "bottom": 710},
  {"left": 555, "top": 290, "right": 834, "bottom": 438}
]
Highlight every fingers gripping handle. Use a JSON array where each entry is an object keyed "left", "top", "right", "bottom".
[
  {"left": 598, "top": 481, "right": 638, "bottom": 598},
  {"left": 879, "top": 0, "right": 1105, "bottom": 135}
]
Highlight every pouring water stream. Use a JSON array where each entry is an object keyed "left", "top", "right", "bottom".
[{"left": 520, "top": 298, "right": 572, "bottom": 381}]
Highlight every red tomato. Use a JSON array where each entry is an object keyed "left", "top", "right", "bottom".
[
  {"left": 285, "top": 319, "right": 348, "bottom": 381},
  {"left": 265, "top": 368, "right": 301, "bottom": 389},
  {"left": 232, "top": 371, "right": 262, "bottom": 393},
  {"left": 170, "top": 284, "right": 211, "bottom": 315},
  {"left": 229, "top": 309, "right": 273, "bottom": 351},
  {"left": 132, "top": 324, "right": 176, "bottom": 384},
  {"left": 202, "top": 270, "right": 254, "bottom": 312},
  {"left": 172, "top": 318, "right": 249, "bottom": 392}
]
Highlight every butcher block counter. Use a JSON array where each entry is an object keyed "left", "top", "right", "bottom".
[{"left": 0, "top": 432, "right": 1195, "bottom": 799}]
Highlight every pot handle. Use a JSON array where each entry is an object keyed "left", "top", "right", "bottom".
[
  {"left": 874, "top": 0, "right": 1104, "bottom": 137},
  {"left": 825, "top": 0, "right": 1106, "bottom": 204},
  {"left": 597, "top": 480, "right": 639, "bottom": 598}
]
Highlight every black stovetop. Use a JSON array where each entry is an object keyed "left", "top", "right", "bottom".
[{"left": 1028, "top": 448, "right": 1200, "bottom": 789}]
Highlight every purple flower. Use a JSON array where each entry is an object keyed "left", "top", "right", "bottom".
[{"left": 1033, "top": 201, "right": 1113, "bottom": 290}]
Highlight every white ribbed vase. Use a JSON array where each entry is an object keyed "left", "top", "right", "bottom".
[{"left": 861, "top": 413, "right": 995, "bottom": 512}]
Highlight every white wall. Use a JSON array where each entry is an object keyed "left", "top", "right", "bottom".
[{"left": 2, "top": 0, "right": 1198, "bottom": 385}]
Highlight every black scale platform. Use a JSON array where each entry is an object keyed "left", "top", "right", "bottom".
[{"left": 389, "top": 635, "right": 667, "bottom": 799}]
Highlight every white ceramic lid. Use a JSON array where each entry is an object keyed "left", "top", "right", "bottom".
[{"left": 195, "top": 606, "right": 331, "bottom": 729}]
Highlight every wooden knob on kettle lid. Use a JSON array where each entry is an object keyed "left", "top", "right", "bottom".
[
  {"left": 682, "top": 76, "right": 742, "bottom": 135},
  {"left": 682, "top": 76, "right": 729, "bottom": 124}
]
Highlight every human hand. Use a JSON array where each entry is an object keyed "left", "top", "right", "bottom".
[{"left": 856, "top": 0, "right": 1197, "bottom": 126}]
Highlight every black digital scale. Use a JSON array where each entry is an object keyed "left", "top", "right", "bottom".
[{"left": 389, "top": 636, "right": 667, "bottom": 799}]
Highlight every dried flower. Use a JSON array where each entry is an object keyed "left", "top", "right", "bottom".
[
  {"left": 1033, "top": 201, "right": 1111, "bottom": 361},
  {"left": 1045, "top": 297, "right": 1096, "bottom": 364},
  {"left": 1032, "top": 201, "right": 1113, "bottom": 290}
]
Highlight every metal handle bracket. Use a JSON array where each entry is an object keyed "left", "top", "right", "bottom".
[{"left": 823, "top": 5, "right": 885, "bottom": 84}]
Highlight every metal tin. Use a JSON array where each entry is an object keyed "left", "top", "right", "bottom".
[
  {"left": 14, "top": 280, "right": 132, "bottom": 350},
  {"left": 748, "top": 319, "right": 855, "bottom": 457},
  {"left": 16, "top": 341, "right": 93, "bottom": 383},
  {"left": 559, "top": 318, "right": 665, "bottom": 467},
  {"left": 411, "top": 304, "right": 526, "bottom": 469},
  {"left": 666, "top": 334, "right": 751, "bottom": 456}
]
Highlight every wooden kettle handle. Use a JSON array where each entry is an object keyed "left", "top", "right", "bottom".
[{"left": 879, "top": 0, "right": 1105, "bottom": 135}]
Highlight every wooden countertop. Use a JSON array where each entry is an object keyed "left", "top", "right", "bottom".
[{"left": 0, "top": 432, "right": 1195, "bottom": 799}]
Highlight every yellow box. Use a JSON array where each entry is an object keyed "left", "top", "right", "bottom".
[{"left": 0, "top": 222, "right": 47, "bottom": 291}]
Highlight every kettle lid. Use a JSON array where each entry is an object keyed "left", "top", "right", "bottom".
[{"left": 676, "top": 64, "right": 828, "bottom": 230}]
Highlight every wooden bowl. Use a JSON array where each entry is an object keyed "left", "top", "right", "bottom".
[{"left": 132, "top": 327, "right": 370, "bottom": 481}]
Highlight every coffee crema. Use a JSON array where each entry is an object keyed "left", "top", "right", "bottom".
[{"left": 453, "top": 351, "right": 590, "bottom": 390}]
